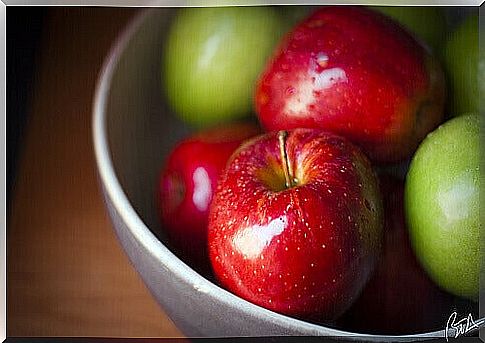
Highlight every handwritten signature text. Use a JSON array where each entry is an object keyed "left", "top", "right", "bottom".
[{"left": 445, "top": 312, "right": 484, "bottom": 341}]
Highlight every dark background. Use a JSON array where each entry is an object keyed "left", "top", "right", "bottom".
[
  {"left": 6, "top": 7, "right": 183, "bottom": 336},
  {"left": 7, "top": 7, "right": 46, "bottom": 209}
]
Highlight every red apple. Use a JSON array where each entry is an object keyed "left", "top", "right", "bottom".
[
  {"left": 208, "top": 128, "right": 383, "bottom": 321},
  {"left": 255, "top": 6, "right": 445, "bottom": 163},
  {"left": 158, "top": 122, "right": 260, "bottom": 269},
  {"left": 338, "top": 175, "right": 455, "bottom": 334}
]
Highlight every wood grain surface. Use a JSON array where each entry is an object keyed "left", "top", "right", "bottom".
[{"left": 7, "top": 8, "right": 183, "bottom": 337}]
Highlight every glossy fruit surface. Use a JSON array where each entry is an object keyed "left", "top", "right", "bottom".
[
  {"left": 208, "top": 128, "right": 383, "bottom": 321},
  {"left": 405, "top": 114, "right": 480, "bottom": 300},
  {"left": 255, "top": 6, "right": 445, "bottom": 163},
  {"left": 340, "top": 175, "right": 456, "bottom": 334},
  {"left": 372, "top": 6, "right": 446, "bottom": 52},
  {"left": 158, "top": 122, "right": 260, "bottom": 268},
  {"left": 164, "top": 7, "right": 284, "bottom": 127},
  {"left": 444, "top": 14, "right": 482, "bottom": 115},
  {"left": 277, "top": 5, "right": 316, "bottom": 31}
]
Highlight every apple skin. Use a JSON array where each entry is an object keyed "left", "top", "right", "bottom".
[
  {"left": 444, "top": 14, "right": 482, "bottom": 116},
  {"left": 164, "top": 7, "right": 285, "bottom": 128},
  {"left": 255, "top": 6, "right": 445, "bottom": 163},
  {"left": 208, "top": 128, "right": 383, "bottom": 321},
  {"left": 405, "top": 114, "right": 479, "bottom": 300},
  {"left": 277, "top": 6, "right": 316, "bottom": 31},
  {"left": 339, "top": 175, "right": 455, "bottom": 334},
  {"left": 371, "top": 6, "right": 446, "bottom": 53},
  {"left": 158, "top": 122, "right": 260, "bottom": 268}
]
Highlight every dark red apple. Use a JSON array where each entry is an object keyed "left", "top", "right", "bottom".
[
  {"left": 158, "top": 122, "right": 260, "bottom": 268},
  {"left": 338, "top": 175, "right": 456, "bottom": 334},
  {"left": 255, "top": 6, "right": 445, "bottom": 163},
  {"left": 208, "top": 128, "right": 383, "bottom": 321}
]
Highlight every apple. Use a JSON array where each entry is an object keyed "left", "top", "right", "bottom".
[
  {"left": 208, "top": 128, "right": 383, "bottom": 321},
  {"left": 444, "top": 14, "right": 482, "bottom": 116},
  {"left": 371, "top": 6, "right": 446, "bottom": 53},
  {"left": 158, "top": 122, "right": 260, "bottom": 269},
  {"left": 339, "top": 175, "right": 456, "bottom": 334},
  {"left": 405, "top": 114, "right": 480, "bottom": 300},
  {"left": 163, "top": 7, "right": 285, "bottom": 128},
  {"left": 277, "top": 5, "right": 316, "bottom": 31},
  {"left": 255, "top": 6, "right": 445, "bottom": 163}
]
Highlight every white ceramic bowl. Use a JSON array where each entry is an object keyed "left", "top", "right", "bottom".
[{"left": 93, "top": 7, "right": 478, "bottom": 340}]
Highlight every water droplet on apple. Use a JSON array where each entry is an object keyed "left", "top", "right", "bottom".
[{"left": 316, "top": 52, "right": 329, "bottom": 68}]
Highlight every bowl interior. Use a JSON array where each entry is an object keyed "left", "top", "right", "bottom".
[
  {"left": 106, "top": 8, "right": 191, "bottom": 247},
  {"left": 102, "top": 7, "right": 479, "bottom": 336}
]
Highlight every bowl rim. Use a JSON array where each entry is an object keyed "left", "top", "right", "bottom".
[{"left": 92, "top": 7, "right": 455, "bottom": 340}]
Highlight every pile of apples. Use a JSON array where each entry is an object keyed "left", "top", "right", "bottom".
[{"left": 158, "top": 6, "right": 480, "bottom": 333}]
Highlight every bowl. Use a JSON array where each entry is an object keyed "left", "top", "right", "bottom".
[{"left": 93, "top": 7, "right": 478, "bottom": 340}]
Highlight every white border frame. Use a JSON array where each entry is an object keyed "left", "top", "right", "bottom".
[{"left": 2, "top": 2, "right": 484, "bottom": 342}]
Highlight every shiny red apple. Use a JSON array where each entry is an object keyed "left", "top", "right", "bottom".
[
  {"left": 255, "top": 6, "right": 445, "bottom": 163},
  {"left": 158, "top": 122, "right": 260, "bottom": 268},
  {"left": 208, "top": 128, "right": 383, "bottom": 321},
  {"left": 338, "top": 175, "right": 455, "bottom": 334}
]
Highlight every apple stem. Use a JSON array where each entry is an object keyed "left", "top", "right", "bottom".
[{"left": 278, "top": 130, "right": 295, "bottom": 189}]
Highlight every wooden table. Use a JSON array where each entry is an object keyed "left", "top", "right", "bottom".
[{"left": 7, "top": 8, "right": 183, "bottom": 337}]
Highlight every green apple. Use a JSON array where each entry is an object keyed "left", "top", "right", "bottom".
[
  {"left": 277, "top": 5, "right": 316, "bottom": 32},
  {"left": 164, "top": 7, "right": 284, "bottom": 127},
  {"left": 372, "top": 6, "right": 446, "bottom": 53},
  {"left": 405, "top": 114, "right": 480, "bottom": 300},
  {"left": 444, "top": 14, "right": 482, "bottom": 116}
]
